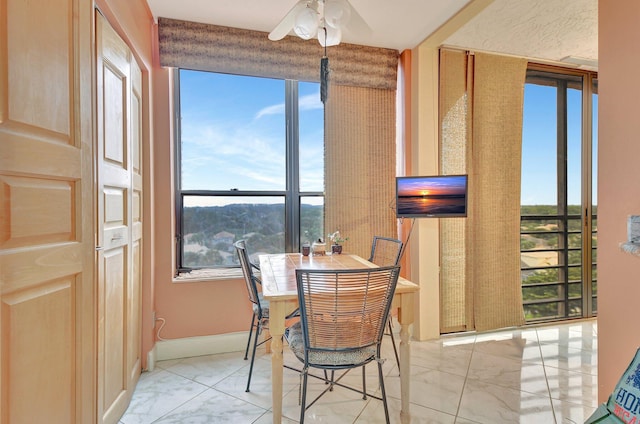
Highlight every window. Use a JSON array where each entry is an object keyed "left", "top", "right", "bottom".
[
  {"left": 175, "top": 70, "right": 324, "bottom": 270},
  {"left": 520, "top": 67, "right": 598, "bottom": 322}
]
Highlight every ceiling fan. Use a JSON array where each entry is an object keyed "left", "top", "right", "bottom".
[{"left": 268, "top": 0, "right": 372, "bottom": 47}]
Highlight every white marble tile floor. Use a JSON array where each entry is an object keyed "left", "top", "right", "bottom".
[{"left": 120, "top": 319, "right": 598, "bottom": 423}]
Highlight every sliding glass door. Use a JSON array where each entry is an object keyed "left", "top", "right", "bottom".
[{"left": 520, "top": 67, "right": 598, "bottom": 322}]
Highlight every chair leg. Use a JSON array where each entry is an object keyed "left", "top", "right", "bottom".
[
  {"left": 388, "top": 320, "right": 400, "bottom": 373},
  {"left": 361, "top": 365, "right": 367, "bottom": 399},
  {"left": 377, "top": 361, "right": 391, "bottom": 424},
  {"left": 245, "top": 318, "right": 261, "bottom": 392},
  {"left": 300, "top": 368, "right": 309, "bottom": 424},
  {"left": 322, "top": 370, "right": 336, "bottom": 391},
  {"left": 244, "top": 312, "right": 256, "bottom": 360}
]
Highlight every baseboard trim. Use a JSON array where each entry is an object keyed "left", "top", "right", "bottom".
[
  {"left": 146, "top": 345, "right": 157, "bottom": 372},
  {"left": 155, "top": 331, "right": 248, "bottom": 362}
]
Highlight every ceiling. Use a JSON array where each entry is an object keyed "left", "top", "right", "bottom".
[{"left": 145, "top": 0, "right": 598, "bottom": 70}]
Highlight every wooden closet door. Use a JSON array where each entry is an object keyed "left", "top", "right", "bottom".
[
  {"left": 96, "top": 12, "right": 142, "bottom": 424},
  {"left": 0, "top": 0, "right": 95, "bottom": 422}
]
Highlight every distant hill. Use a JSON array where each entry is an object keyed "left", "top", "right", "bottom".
[{"left": 181, "top": 203, "right": 323, "bottom": 268}]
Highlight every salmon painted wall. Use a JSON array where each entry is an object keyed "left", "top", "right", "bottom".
[
  {"left": 144, "top": 35, "right": 253, "bottom": 341},
  {"left": 150, "top": 63, "right": 251, "bottom": 339},
  {"left": 598, "top": 0, "right": 640, "bottom": 401}
]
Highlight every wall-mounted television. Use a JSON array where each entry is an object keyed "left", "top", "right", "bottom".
[{"left": 396, "top": 174, "right": 468, "bottom": 218}]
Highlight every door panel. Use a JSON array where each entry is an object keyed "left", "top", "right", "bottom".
[
  {"left": 0, "top": 0, "right": 94, "bottom": 422},
  {"left": 6, "top": 0, "right": 71, "bottom": 135},
  {"left": 130, "top": 43, "right": 143, "bottom": 385},
  {"left": 103, "top": 248, "right": 126, "bottom": 407},
  {"left": 0, "top": 176, "right": 74, "bottom": 248},
  {"left": 104, "top": 66, "right": 126, "bottom": 165},
  {"left": 4, "top": 280, "right": 73, "bottom": 423},
  {"left": 96, "top": 12, "right": 142, "bottom": 424},
  {"left": 130, "top": 239, "right": 142, "bottom": 380}
]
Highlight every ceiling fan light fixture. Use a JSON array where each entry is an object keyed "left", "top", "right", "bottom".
[
  {"left": 318, "top": 25, "right": 341, "bottom": 47},
  {"left": 270, "top": 0, "right": 369, "bottom": 46},
  {"left": 293, "top": 7, "right": 319, "bottom": 39},
  {"left": 323, "top": 0, "right": 351, "bottom": 29}
]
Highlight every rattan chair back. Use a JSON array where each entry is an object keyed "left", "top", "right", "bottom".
[
  {"left": 368, "top": 236, "right": 403, "bottom": 267},
  {"left": 234, "top": 240, "right": 261, "bottom": 313},
  {"left": 295, "top": 266, "right": 400, "bottom": 367}
]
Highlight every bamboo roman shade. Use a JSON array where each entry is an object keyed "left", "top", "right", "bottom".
[
  {"left": 157, "top": 17, "right": 398, "bottom": 90},
  {"left": 439, "top": 49, "right": 527, "bottom": 333}
]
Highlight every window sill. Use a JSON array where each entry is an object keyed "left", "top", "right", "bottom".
[
  {"left": 620, "top": 242, "right": 640, "bottom": 257},
  {"left": 173, "top": 268, "right": 244, "bottom": 282}
]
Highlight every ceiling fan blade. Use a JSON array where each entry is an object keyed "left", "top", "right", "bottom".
[
  {"left": 269, "top": 1, "right": 308, "bottom": 41},
  {"left": 343, "top": 0, "right": 371, "bottom": 38}
]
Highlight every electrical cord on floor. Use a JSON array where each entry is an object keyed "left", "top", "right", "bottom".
[{"left": 155, "top": 317, "right": 167, "bottom": 341}]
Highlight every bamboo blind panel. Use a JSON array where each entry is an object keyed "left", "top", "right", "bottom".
[
  {"left": 324, "top": 84, "right": 396, "bottom": 258},
  {"left": 157, "top": 17, "right": 399, "bottom": 90},
  {"left": 438, "top": 49, "right": 526, "bottom": 333},
  {"left": 439, "top": 49, "right": 471, "bottom": 332},
  {"left": 470, "top": 52, "right": 526, "bottom": 331}
]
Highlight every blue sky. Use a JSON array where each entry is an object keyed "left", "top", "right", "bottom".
[
  {"left": 521, "top": 83, "right": 598, "bottom": 206},
  {"left": 180, "top": 70, "right": 598, "bottom": 208},
  {"left": 179, "top": 70, "right": 324, "bottom": 206}
]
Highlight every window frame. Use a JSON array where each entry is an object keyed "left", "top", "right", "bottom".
[
  {"left": 173, "top": 71, "right": 324, "bottom": 272},
  {"left": 520, "top": 65, "right": 598, "bottom": 322}
]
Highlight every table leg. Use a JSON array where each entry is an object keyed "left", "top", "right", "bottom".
[
  {"left": 264, "top": 328, "right": 272, "bottom": 353},
  {"left": 397, "top": 292, "right": 414, "bottom": 419},
  {"left": 269, "top": 300, "right": 286, "bottom": 423}
]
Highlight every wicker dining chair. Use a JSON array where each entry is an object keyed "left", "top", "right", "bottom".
[
  {"left": 285, "top": 266, "right": 401, "bottom": 424},
  {"left": 234, "top": 240, "right": 297, "bottom": 392},
  {"left": 368, "top": 236, "right": 404, "bottom": 370},
  {"left": 368, "top": 236, "right": 404, "bottom": 268}
]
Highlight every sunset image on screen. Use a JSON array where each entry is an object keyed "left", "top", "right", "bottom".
[{"left": 396, "top": 175, "right": 467, "bottom": 217}]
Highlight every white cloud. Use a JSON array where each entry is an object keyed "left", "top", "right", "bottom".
[
  {"left": 255, "top": 103, "right": 285, "bottom": 119},
  {"left": 299, "top": 93, "right": 323, "bottom": 111},
  {"left": 254, "top": 93, "right": 322, "bottom": 120}
]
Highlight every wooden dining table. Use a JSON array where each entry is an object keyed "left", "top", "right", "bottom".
[{"left": 259, "top": 252, "right": 420, "bottom": 423}]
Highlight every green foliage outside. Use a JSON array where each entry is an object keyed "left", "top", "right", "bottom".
[
  {"left": 182, "top": 203, "right": 324, "bottom": 268},
  {"left": 520, "top": 205, "right": 597, "bottom": 321},
  {"left": 180, "top": 203, "right": 598, "bottom": 320}
]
